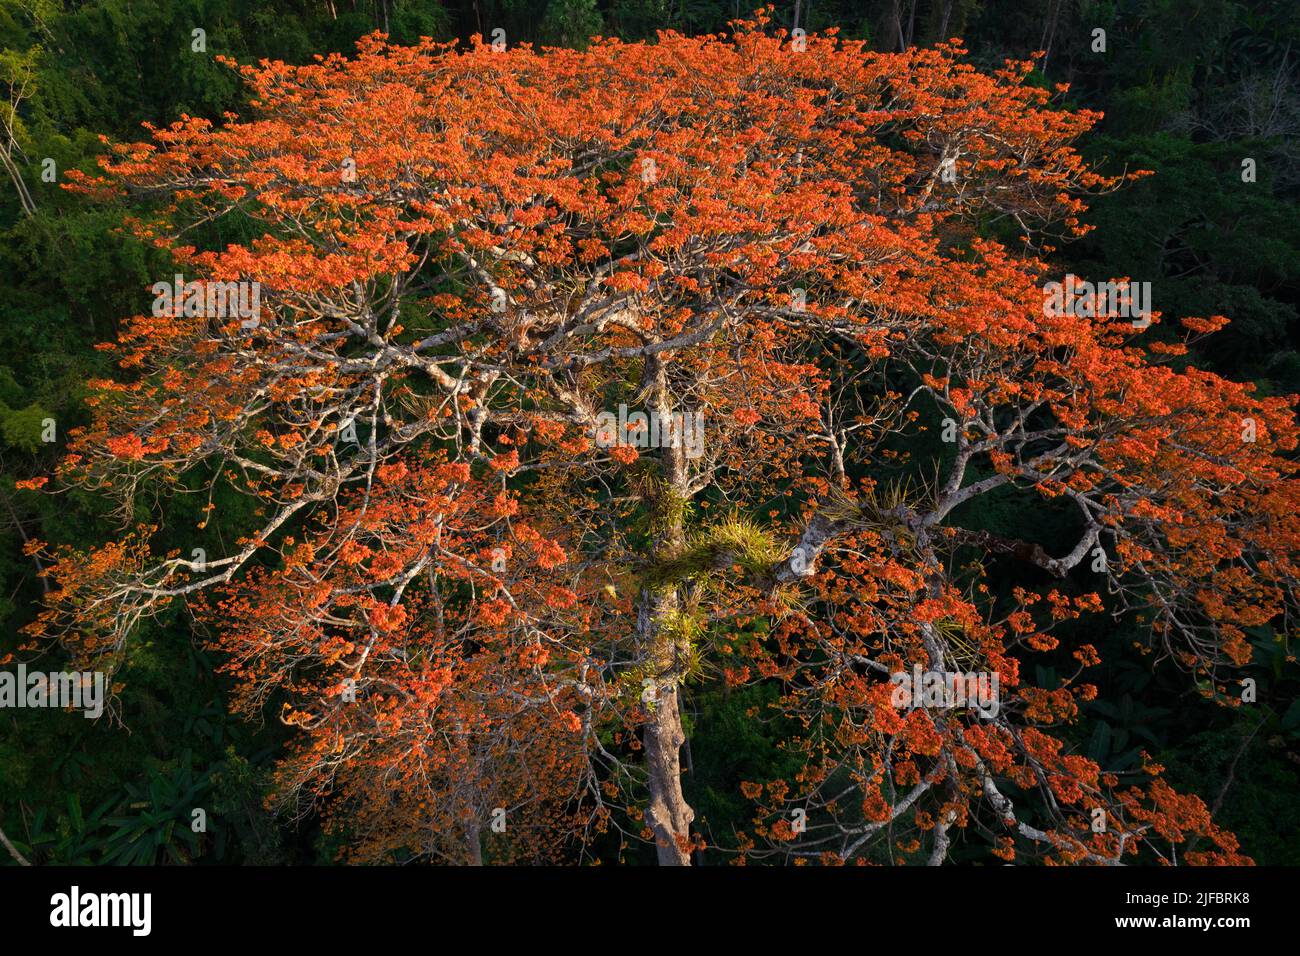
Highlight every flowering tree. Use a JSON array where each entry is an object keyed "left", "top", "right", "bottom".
[{"left": 24, "top": 15, "right": 1298, "bottom": 864}]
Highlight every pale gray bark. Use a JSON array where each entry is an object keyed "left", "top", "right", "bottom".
[
  {"left": 638, "top": 358, "right": 696, "bottom": 866},
  {"left": 0, "top": 820, "right": 30, "bottom": 866}
]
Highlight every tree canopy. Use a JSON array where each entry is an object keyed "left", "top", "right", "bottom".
[{"left": 2, "top": 1, "right": 1298, "bottom": 868}]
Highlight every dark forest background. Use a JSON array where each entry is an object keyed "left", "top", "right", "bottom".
[{"left": 0, "top": 0, "right": 1297, "bottom": 865}]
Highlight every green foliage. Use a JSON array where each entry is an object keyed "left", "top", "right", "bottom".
[
  {"left": 643, "top": 512, "right": 784, "bottom": 588},
  {"left": 0, "top": 401, "right": 50, "bottom": 452},
  {"left": 683, "top": 682, "right": 803, "bottom": 857},
  {"left": 540, "top": 0, "right": 602, "bottom": 46}
]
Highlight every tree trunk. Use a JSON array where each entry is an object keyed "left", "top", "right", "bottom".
[
  {"left": 938, "top": 0, "right": 954, "bottom": 40},
  {"left": 638, "top": 357, "right": 695, "bottom": 866},
  {"left": 464, "top": 819, "right": 484, "bottom": 866},
  {"left": 643, "top": 655, "right": 695, "bottom": 863}
]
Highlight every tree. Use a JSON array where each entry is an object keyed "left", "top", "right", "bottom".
[{"left": 25, "top": 14, "right": 1299, "bottom": 864}]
